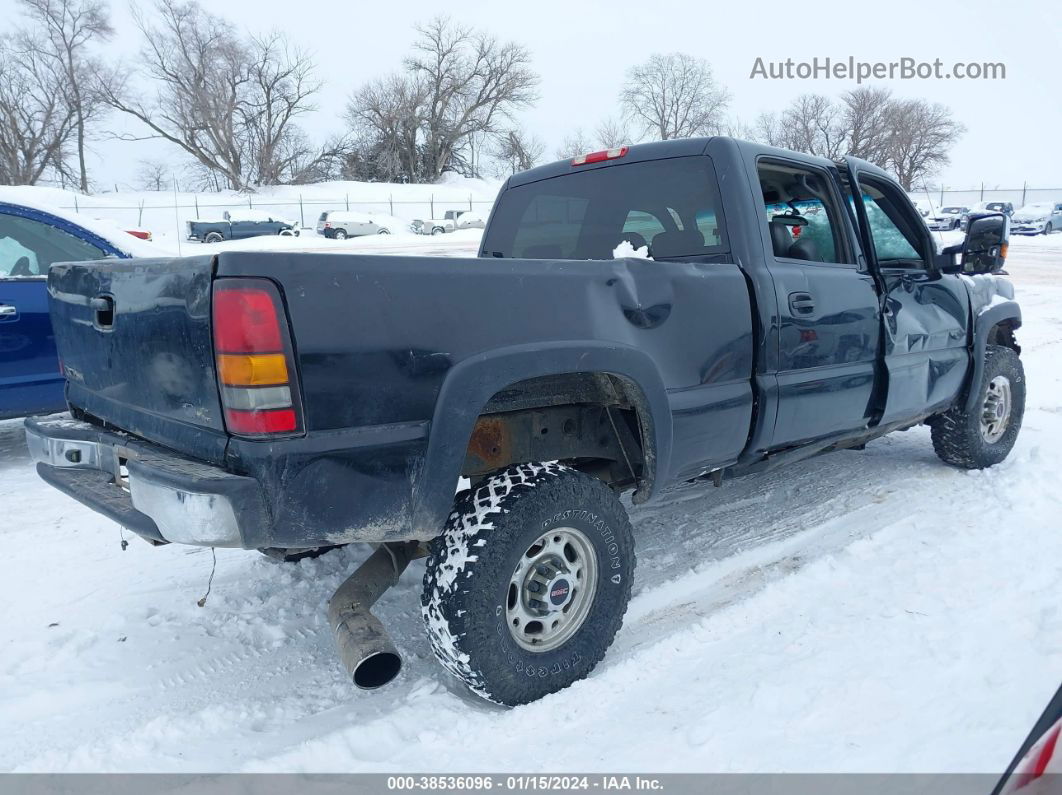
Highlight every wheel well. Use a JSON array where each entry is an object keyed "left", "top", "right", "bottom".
[
  {"left": 461, "top": 372, "right": 653, "bottom": 495},
  {"left": 987, "top": 319, "right": 1021, "bottom": 354}
]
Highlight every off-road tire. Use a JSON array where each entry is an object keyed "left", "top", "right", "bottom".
[
  {"left": 931, "top": 344, "right": 1025, "bottom": 469},
  {"left": 422, "top": 462, "right": 635, "bottom": 706}
]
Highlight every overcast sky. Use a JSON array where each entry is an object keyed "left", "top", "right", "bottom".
[{"left": 2, "top": 0, "right": 1059, "bottom": 191}]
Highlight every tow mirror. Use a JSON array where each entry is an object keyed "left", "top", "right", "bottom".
[{"left": 957, "top": 212, "right": 1008, "bottom": 274}]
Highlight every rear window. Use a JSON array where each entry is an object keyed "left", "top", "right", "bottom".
[{"left": 482, "top": 156, "right": 728, "bottom": 260}]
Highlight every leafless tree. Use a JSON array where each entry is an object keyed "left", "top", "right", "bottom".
[
  {"left": 406, "top": 17, "right": 538, "bottom": 180},
  {"left": 839, "top": 85, "right": 892, "bottom": 162},
  {"left": 594, "top": 116, "right": 629, "bottom": 149},
  {"left": 554, "top": 128, "right": 592, "bottom": 160},
  {"left": 18, "top": 0, "right": 113, "bottom": 192},
  {"left": 345, "top": 74, "right": 426, "bottom": 182},
  {"left": 494, "top": 128, "right": 543, "bottom": 175},
  {"left": 241, "top": 32, "right": 322, "bottom": 185},
  {"left": 620, "top": 53, "right": 729, "bottom": 141},
  {"left": 0, "top": 36, "right": 76, "bottom": 184},
  {"left": 779, "top": 94, "right": 845, "bottom": 159},
  {"left": 883, "top": 99, "right": 965, "bottom": 190},
  {"left": 135, "top": 158, "right": 169, "bottom": 190},
  {"left": 345, "top": 17, "right": 537, "bottom": 182},
  {"left": 100, "top": 0, "right": 328, "bottom": 190}
]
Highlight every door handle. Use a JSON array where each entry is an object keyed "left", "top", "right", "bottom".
[
  {"left": 788, "top": 292, "right": 816, "bottom": 315},
  {"left": 0, "top": 305, "right": 17, "bottom": 317}
]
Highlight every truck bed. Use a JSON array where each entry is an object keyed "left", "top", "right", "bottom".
[{"left": 46, "top": 250, "right": 755, "bottom": 545}]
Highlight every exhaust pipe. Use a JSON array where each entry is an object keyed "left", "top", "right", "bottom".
[{"left": 327, "top": 541, "right": 417, "bottom": 689}]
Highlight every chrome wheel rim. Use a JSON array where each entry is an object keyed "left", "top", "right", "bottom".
[
  {"left": 506, "top": 527, "right": 598, "bottom": 653},
  {"left": 980, "top": 375, "right": 1012, "bottom": 443}
]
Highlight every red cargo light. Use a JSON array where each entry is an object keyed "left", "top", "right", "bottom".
[
  {"left": 571, "top": 146, "right": 628, "bottom": 166},
  {"left": 212, "top": 279, "right": 303, "bottom": 438}
]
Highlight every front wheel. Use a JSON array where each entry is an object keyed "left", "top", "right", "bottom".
[
  {"left": 1045, "top": 223, "right": 1053, "bottom": 235},
  {"left": 422, "top": 463, "right": 635, "bottom": 706},
  {"left": 931, "top": 344, "right": 1025, "bottom": 469}
]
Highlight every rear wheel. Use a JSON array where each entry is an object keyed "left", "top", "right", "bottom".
[
  {"left": 203, "top": 231, "right": 224, "bottom": 244},
  {"left": 377, "top": 228, "right": 391, "bottom": 235},
  {"left": 422, "top": 463, "right": 635, "bottom": 706},
  {"left": 931, "top": 344, "right": 1025, "bottom": 469},
  {"left": 333, "top": 228, "right": 348, "bottom": 240},
  {"left": 431, "top": 226, "right": 444, "bottom": 236}
]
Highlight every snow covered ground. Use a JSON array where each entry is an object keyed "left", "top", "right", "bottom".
[{"left": 1, "top": 236, "right": 1061, "bottom": 773}]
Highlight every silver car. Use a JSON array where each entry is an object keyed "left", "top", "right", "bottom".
[
  {"left": 317, "top": 211, "right": 394, "bottom": 239},
  {"left": 1011, "top": 202, "right": 1062, "bottom": 235},
  {"left": 926, "top": 206, "right": 969, "bottom": 231}
]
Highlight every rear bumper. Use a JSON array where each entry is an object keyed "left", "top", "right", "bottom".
[{"left": 25, "top": 417, "right": 269, "bottom": 547}]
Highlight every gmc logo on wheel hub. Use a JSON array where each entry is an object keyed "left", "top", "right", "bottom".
[{"left": 549, "top": 579, "right": 570, "bottom": 606}]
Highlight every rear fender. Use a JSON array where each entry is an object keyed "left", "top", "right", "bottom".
[{"left": 409, "top": 342, "right": 672, "bottom": 538}]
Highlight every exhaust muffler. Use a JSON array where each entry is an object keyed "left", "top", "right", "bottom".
[{"left": 327, "top": 541, "right": 417, "bottom": 689}]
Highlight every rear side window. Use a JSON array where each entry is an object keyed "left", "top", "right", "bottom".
[
  {"left": 482, "top": 156, "right": 728, "bottom": 260},
  {"left": 0, "top": 212, "right": 108, "bottom": 278}
]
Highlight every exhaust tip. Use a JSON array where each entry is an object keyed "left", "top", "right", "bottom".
[{"left": 353, "top": 651, "right": 402, "bottom": 689}]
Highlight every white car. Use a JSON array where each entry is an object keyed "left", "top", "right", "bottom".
[
  {"left": 455, "top": 211, "right": 487, "bottom": 230},
  {"left": 926, "top": 206, "right": 969, "bottom": 231},
  {"left": 1011, "top": 202, "right": 1062, "bottom": 235},
  {"left": 317, "top": 211, "right": 395, "bottom": 239},
  {"left": 410, "top": 217, "right": 455, "bottom": 236}
]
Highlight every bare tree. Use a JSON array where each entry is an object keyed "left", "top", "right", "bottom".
[
  {"left": 406, "top": 17, "right": 538, "bottom": 180},
  {"left": 0, "top": 36, "right": 76, "bottom": 184},
  {"left": 780, "top": 94, "right": 845, "bottom": 159},
  {"left": 135, "top": 158, "right": 169, "bottom": 190},
  {"left": 884, "top": 99, "right": 965, "bottom": 190},
  {"left": 241, "top": 32, "right": 322, "bottom": 185},
  {"left": 344, "top": 17, "right": 538, "bottom": 183},
  {"left": 620, "top": 53, "right": 729, "bottom": 141},
  {"left": 345, "top": 74, "right": 425, "bottom": 182},
  {"left": 18, "top": 0, "right": 113, "bottom": 192},
  {"left": 494, "top": 128, "right": 543, "bottom": 175},
  {"left": 554, "top": 128, "right": 592, "bottom": 160},
  {"left": 594, "top": 116, "right": 629, "bottom": 149},
  {"left": 100, "top": 0, "right": 328, "bottom": 190},
  {"left": 839, "top": 85, "right": 892, "bottom": 162}
]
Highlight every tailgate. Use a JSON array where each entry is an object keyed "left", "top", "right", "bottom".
[{"left": 47, "top": 255, "right": 228, "bottom": 464}]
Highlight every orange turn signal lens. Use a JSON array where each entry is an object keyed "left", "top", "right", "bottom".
[{"left": 217, "top": 353, "right": 289, "bottom": 386}]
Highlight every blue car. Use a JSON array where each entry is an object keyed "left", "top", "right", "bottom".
[{"left": 0, "top": 201, "right": 140, "bottom": 420}]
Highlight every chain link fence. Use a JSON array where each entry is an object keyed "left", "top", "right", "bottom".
[
  {"left": 914, "top": 186, "right": 1062, "bottom": 208},
  {"left": 55, "top": 192, "right": 497, "bottom": 239}
]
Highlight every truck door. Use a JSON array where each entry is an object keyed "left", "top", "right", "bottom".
[
  {"left": 755, "top": 158, "right": 882, "bottom": 448},
  {"left": 844, "top": 160, "right": 970, "bottom": 424}
]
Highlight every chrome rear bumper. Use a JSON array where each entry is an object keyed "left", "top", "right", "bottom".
[{"left": 25, "top": 417, "right": 268, "bottom": 547}]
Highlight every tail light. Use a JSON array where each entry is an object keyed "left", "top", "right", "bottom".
[
  {"left": 212, "top": 278, "right": 303, "bottom": 437},
  {"left": 571, "top": 146, "right": 628, "bottom": 166},
  {"left": 323, "top": 222, "right": 332, "bottom": 229}
]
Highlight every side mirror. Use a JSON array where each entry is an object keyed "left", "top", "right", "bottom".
[{"left": 961, "top": 212, "right": 1009, "bottom": 274}]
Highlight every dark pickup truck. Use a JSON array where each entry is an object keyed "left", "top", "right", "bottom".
[
  {"left": 26, "top": 137, "right": 1023, "bottom": 707},
  {"left": 186, "top": 210, "right": 299, "bottom": 243}
]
